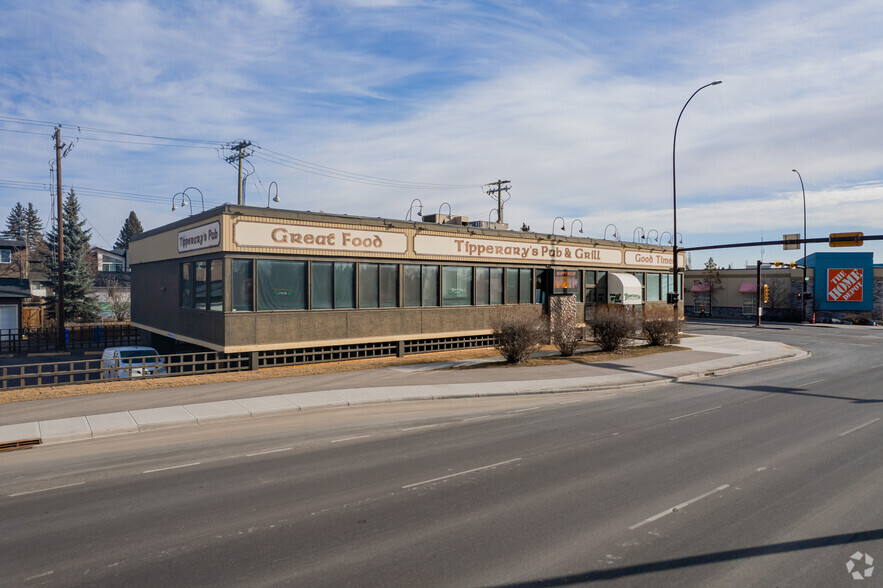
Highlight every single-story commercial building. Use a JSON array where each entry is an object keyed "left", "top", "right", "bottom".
[
  {"left": 684, "top": 252, "right": 883, "bottom": 323},
  {"left": 129, "top": 205, "right": 685, "bottom": 357}
]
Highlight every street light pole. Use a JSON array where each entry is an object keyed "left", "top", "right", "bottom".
[
  {"left": 792, "top": 169, "right": 807, "bottom": 322},
  {"left": 672, "top": 81, "right": 721, "bottom": 320}
]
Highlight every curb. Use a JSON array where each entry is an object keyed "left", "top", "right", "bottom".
[{"left": 0, "top": 340, "right": 810, "bottom": 451}]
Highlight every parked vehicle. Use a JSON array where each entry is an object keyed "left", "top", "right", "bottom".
[{"left": 101, "top": 346, "right": 167, "bottom": 379}]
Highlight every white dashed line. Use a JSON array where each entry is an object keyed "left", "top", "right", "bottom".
[
  {"left": 797, "top": 379, "right": 824, "bottom": 387},
  {"left": 403, "top": 458, "right": 523, "bottom": 489},
  {"left": 246, "top": 447, "right": 293, "bottom": 457},
  {"left": 511, "top": 407, "right": 540, "bottom": 413},
  {"left": 558, "top": 399, "right": 582, "bottom": 405},
  {"left": 8, "top": 482, "right": 85, "bottom": 497},
  {"left": 839, "top": 418, "right": 880, "bottom": 437},
  {"left": 401, "top": 424, "right": 438, "bottom": 431},
  {"left": 629, "top": 485, "right": 730, "bottom": 530},
  {"left": 330, "top": 435, "right": 371, "bottom": 443},
  {"left": 669, "top": 406, "right": 722, "bottom": 421},
  {"left": 463, "top": 415, "right": 493, "bottom": 421},
  {"left": 25, "top": 571, "right": 54, "bottom": 581},
  {"left": 143, "top": 463, "right": 200, "bottom": 474}
]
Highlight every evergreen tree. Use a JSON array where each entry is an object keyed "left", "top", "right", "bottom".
[
  {"left": 3, "top": 203, "right": 26, "bottom": 241},
  {"left": 43, "top": 190, "right": 100, "bottom": 323},
  {"left": 114, "top": 211, "right": 144, "bottom": 250},
  {"left": 4, "top": 202, "right": 45, "bottom": 278},
  {"left": 23, "top": 203, "right": 44, "bottom": 251}
]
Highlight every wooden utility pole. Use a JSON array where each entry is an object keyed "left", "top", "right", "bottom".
[
  {"left": 226, "top": 141, "right": 252, "bottom": 205},
  {"left": 485, "top": 179, "right": 510, "bottom": 223},
  {"left": 54, "top": 127, "right": 65, "bottom": 350}
]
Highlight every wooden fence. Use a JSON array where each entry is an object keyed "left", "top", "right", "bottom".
[{"left": 0, "top": 324, "right": 140, "bottom": 354}]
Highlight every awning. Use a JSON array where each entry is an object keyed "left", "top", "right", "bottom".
[
  {"left": 690, "top": 282, "right": 712, "bottom": 293},
  {"left": 739, "top": 282, "right": 757, "bottom": 293},
  {"left": 607, "top": 273, "right": 643, "bottom": 305}
]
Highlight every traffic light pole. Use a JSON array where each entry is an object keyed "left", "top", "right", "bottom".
[{"left": 755, "top": 260, "right": 762, "bottom": 327}]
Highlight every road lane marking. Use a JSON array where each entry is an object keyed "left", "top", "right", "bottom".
[
  {"left": 8, "top": 482, "right": 85, "bottom": 497},
  {"left": 143, "top": 462, "right": 200, "bottom": 474},
  {"left": 25, "top": 571, "right": 54, "bottom": 581},
  {"left": 669, "top": 406, "right": 722, "bottom": 421},
  {"left": 558, "top": 399, "right": 582, "bottom": 405},
  {"left": 510, "top": 407, "right": 540, "bottom": 413},
  {"left": 463, "top": 415, "right": 493, "bottom": 421},
  {"left": 629, "top": 484, "right": 730, "bottom": 530},
  {"left": 797, "top": 379, "right": 825, "bottom": 387},
  {"left": 403, "top": 458, "right": 523, "bottom": 489},
  {"left": 246, "top": 447, "right": 293, "bottom": 457},
  {"left": 401, "top": 424, "right": 438, "bottom": 431},
  {"left": 839, "top": 418, "right": 881, "bottom": 437},
  {"left": 330, "top": 435, "right": 371, "bottom": 443}
]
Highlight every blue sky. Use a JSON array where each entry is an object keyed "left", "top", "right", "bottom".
[{"left": 1, "top": 0, "right": 882, "bottom": 268}]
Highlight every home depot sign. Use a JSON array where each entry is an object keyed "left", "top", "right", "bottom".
[{"left": 827, "top": 268, "right": 863, "bottom": 302}]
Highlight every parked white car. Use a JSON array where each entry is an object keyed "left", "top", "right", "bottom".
[{"left": 101, "top": 346, "right": 167, "bottom": 379}]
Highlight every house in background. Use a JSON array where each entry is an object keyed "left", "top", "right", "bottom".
[
  {"left": 92, "top": 247, "right": 131, "bottom": 320},
  {"left": 0, "top": 239, "right": 32, "bottom": 336},
  {"left": 93, "top": 247, "right": 129, "bottom": 273}
]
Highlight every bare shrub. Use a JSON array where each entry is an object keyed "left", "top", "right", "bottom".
[
  {"left": 492, "top": 308, "right": 548, "bottom": 364},
  {"left": 551, "top": 319, "right": 582, "bottom": 356},
  {"left": 642, "top": 304, "right": 680, "bottom": 346},
  {"left": 589, "top": 304, "right": 637, "bottom": 352}
]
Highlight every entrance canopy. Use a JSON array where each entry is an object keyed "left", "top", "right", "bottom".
[{"left": 608, "top": 273, "right": 643, "bottom": 305}]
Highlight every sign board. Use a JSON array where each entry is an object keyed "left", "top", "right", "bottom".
[
  {"left": 829, "top": 232, "right": 863, "bottom": 247},
  {"left": 783, "top": 233, "right": 800, "bottom": 250},
  {"left": 232, "top": 220, "right": 408, "bottom": 254},
  {"left": 552, "top": 269, "right": 578, "bottom": 294},
  {"left": 827, "top": 268, "right": 863, "bottom": 302},
  {"left": 413, "top": 234, "right": 622, "bottom": 265},
  {"left": 178, "top": 221, "right": 221, "bottom": 253}
]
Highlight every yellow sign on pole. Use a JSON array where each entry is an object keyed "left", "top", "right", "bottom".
[{"left": 829, "top": 232, "right": 863, "bottom": 247}]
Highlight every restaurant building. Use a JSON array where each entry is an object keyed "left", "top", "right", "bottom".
[{"left": 129, "top": 205, "right": 684, "bottom": 358}]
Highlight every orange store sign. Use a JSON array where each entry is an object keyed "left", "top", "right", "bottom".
[{"left": 827, "top": 268, "right": 863, "bottom": 302}]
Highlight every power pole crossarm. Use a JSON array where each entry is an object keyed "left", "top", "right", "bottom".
[{"left": 485, "top": 179, "right": 511, "bottom": 223}]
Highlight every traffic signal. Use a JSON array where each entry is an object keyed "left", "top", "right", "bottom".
[
  {"left": 773, "top": 260, "right": 783, "bottom": 268},
  {"left": 763, "top": 284, "right": 770, "bottom": 303},
  {"left": 789, "top": 261, "right": 797, "bottom": 269}
]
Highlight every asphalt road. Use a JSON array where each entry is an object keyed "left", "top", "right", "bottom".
[{"left": 1, "top": 323, "right": 880, "bottom": 587}]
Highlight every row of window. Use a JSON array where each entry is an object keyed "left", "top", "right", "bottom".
[{"left": 179, "top": 259, "right": 679, "bottom": 312}]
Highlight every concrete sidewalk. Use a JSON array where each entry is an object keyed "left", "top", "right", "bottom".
[{"left": 0, "top": 334, "right": 808, "bottom": 448}]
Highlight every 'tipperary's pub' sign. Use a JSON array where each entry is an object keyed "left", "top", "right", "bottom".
[{"left": 827, "top": 268, "right": 863, "bottom": 302}]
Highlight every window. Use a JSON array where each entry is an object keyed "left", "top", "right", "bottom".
[
  {"left": 358, "top": 263, "right": 398, "bottom": 308},
  {"left": 359, "top": 263, "right": 379, "bottom": 308},
  {"left": 442, "top": 266, "right": 472, "bottom": 306},
  {"left": 209, "top": 259, "right": 223, "bottom": 311},
  {"left": 194, "top": 261, "right": 207, "bottom": 310},
  {"left": 257, "top": 260, "right": 306, "bottom": 310},
  {"left": 742, "top": 294, "right": 757, "bottom": 316},
  {"left": 489, "top": 268, "right": 503, "bottom": 305},
  {"left": 404, "top": 265, "right": 438, "bottom": 307},
  {"left": 232, "top": 259, "right": 253, "bottom": 311},
  {"left": 474, "top": 267, "right": 507, "bottom": 306},
  {"left": 520, "top": 269, "right": 532, "bottom": 303},
  {"left": 334, "top": 263, "right": 356, "bottom": 308},
  {"left": 0, "top": 249, "right": 10, "bottom": 264},
  {"left": 646, "top": 273, "right": 661, "bottom": 302},
  {"left": 694, "top": 293, "right": 711, "bottom": 314},
  {"left": 505, "top": 268, "right": 519, "bottom": 304},
  {"left": 379, "top": 264, "right": 398, "bottom": 308},
  {"left": 180, "top": 263, "right": 193, "bottom": 308},
  {"left": 312, "top": 262, "right": 333, "bottom": 309}
]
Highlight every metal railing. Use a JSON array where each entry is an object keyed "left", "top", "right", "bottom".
[
  {"left": 0, "top": 351, "right": 250, "bottom": 391},
  {"left": 0, "top": 324, "right": 140, "bottom": 354}
]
